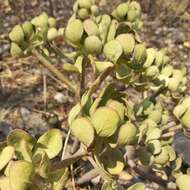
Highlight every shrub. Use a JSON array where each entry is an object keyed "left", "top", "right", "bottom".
[{"left": 3, "top": 0, "right": 190, "bottom": 189}]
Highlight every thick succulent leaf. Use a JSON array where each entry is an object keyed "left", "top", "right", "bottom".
[
  {"left": 100, "top": 148, "right": 125, "bottom": 175},
  {"left": 107, "top": 19, "right": 118, "bottom": 42},
  {"left": 7, "top": 129, "right": 36, "bottom": 150},
  {"left": 155, "top": 51, "right": 164, "bottom": 66},
  {"left": 0, "top": 176, "right": 11, "bottom": 190},
  {"left": 65, "top": 19, "right": 84, "bottom": 44},
  {"left": 101, "top": 181, "right": 118, "bottom": 190},
  {"left": 91, "top": 106, "right": 120, "bottom": 137},
  {"left": 9, "top": 161, "right": 34, "bottom": 190},
  {"left": 62, "top": 63, "right": 79, "bottom": 73},
  {"left": 116, "top": 34, "right": 135, "bottom": 56},
  {"left": 148, "top": 110, "right": 162, "bottom": 124},
  {"left": 115, "top": 62, "right": 131, "bottom": 83},
  {"left": 68, "top": 103, "right": 82, "bottom": 125},
  {"left": 181, "top": 108, "right": 190, "bottom": 129},
  {"left": 176, "top": 174, "right": 190, "bottom": 190},
  {"left": 106, "top": 99, "right": 125, "bottom": 122},
  {"left": 22, "top": 21, "right": 34, "bottom": 39},
  {"left": 32, "top": 151, "right": 50, "bottom": 178},
  {"left": 84, "top": 35, "right": 102, "bottom": 55},
  {"left": 166, "top": 145, "right": 176, "bottom": 161},
  {"left": 116, "top": 2, "right": 129, "bottom": 19},
  {"left": 94, "top": 61, "right": 114, "bottom": 74},
  {"left": 52, "top": 168, "right": 69, "bottom": 190},
  {"left": 7, "top": 129, "right": 36, "bottom": 160},
  {"left": 10, "top": 42, "right": 23, "bottom": 57},
  {"left": 138, "top": 148, "right": 154, "bottom": 166},
  {"left": 127, "top": 182, "right": 145, "bottom": 190},
  {"left": 99, "top": 15, "right": 111, "bottom": 43},
  {"left": 9, "top": 25, "right": 24, "bottom": 43},
  {"left": 89, "top": 84, "right": 116, "bottom": 115},
  {"left": 74, "top": 55, "right": 84, "bottom": 73},
  {"left": 34, "top": 129, "right": 63, "bottom": 159},
  {"left": 47, "top": 28, "right": 58, "bottom": 41},
  {"left": 143, "top": 48, "right": 156, "bottom": 68},
  {"left": 117, "top": 122, "right": 137, "bottom": 147},
  {"left": 147, "top": 140, "right": 161, "bottom": 155},
  {"left": 49, "top": 167, "right": 68, "bottom": 183},
  {"left": 0, "top": 146, "right": 14, "bottom": 171},
  {"left": 154, "top": 147, "right": 169, "bottom": 165},
  {"left": 83, "top": 19, "right": 99, "bottom": 36},
  {"left": 132, "top": 43, "right": 147, "bottom": 65},
  {"left": 146, "top": 128, "right": 161, "bottom": 142},
  {"left": 103, "top": 40, "right": 123, "bottom": 63},
  {"left": 70, "top": 117, "right": 95, "bottom": 147}
]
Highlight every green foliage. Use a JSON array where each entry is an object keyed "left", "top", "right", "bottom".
[
  {"left": 7, "top": 0, "right": 190, "bottom": 189},
  {"left": 0, "top": 129, "right": 67, "bottom": 190}
]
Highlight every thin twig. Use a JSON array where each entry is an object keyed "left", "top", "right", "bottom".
[
  {"left": 42, "top": 71, "right": 47, "bottom": 112},
  {"left": 80, "top": 57, "right": 86, "bottom": 98},
  {"left": 61, "top": 129, "right": 71, "bottom": 160},
  {"left": 53, "top": 147, "right": 88, "bottom": 169},
  {"left": 76, "top": 169, "right": 99, "bottom": 185},
  {"left": 70, "top": 164, "right": 76, "bottom": 190},
  {"left": 32, "top": 49, "right": 77, "bottom": 94}
]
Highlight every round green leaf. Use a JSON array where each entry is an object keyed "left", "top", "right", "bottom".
[
  {"left": 146, "top": 127, "right": 161, "bottom": 142},
  {"left": 106, "top": 99, "right": 125, "bottom": 122},
  {"left": 116, "top": 2, "right": 129, "bottom": 19},
  {"left": 83, "top": 19, "right": 99, "bottom": 36},
  {"left": 70, "top": 117, "right": 95, "bottom": 147},
  {"left": 116, "top": 34, "right": 135, "bottom": 56},
  {"left": 176, "top": 174, "right": 190, "bottom": 190},
  {"left": 48, "top": 17, "right": 56, "bottom": 28},
  {"left": 78, "top": 0, "right": 92, "bottom": 9},
  {"left": 103, "top": 40, "right": 123, "bottom": 63},
  {"left": 7, "top": 129, "right": 36, "bottom": 153},
  {"left": 9, "top": 25, "right": 24, "bottom": 43},
  {"left": 0, "top": 176, "right": 11, "bottom": 190},
  {"left": 154, "top": 147, "right": 169, "bottom": 165},
  {"left": 34, "top": 129, "right": 63, "bottom": 159},
  {"left": 84, "top": 35, "right": 102, "bottom": 54},
  {"left": 91, "top": 106, "right": 120, "bottom": 137},
  {"left": 47, "top": 28, "right": 58, "bottom": 41},
  {"left": 65, "top": 19, "right": 84, "bottom": 44},
  {"left": 94, "top": 61, "right": 114, "bottom": 74},
  {"left": 138, "top": 148, "right": 154, "bottom": 166},
  {"left": 101, "top": 148, "right": 125, "bottom": 175},
  {"left": 10, "top": 42, "right": 23, "bottom": 57},
  {"left": 0, "top": 146, "right": 14, "bottom": 171},
  {"left": 148, "top": 110, "right": 162, "bottom": 124},
  {"left": 132, "top": 43, "right": 147, "bottom": 65},
  {"left": 117, "top": 122, "right": 137, "bottom": 147},
  {"left": 22, "top": 21, "right": 34, "bottom": 39},
  {"left": 9, "top": 161, "right": 34, "bottom": 190},
  {"left": 127, "top": 182, "right": 145, "bottom": 190},
  {"left": 143, "top": 48, "right": 156, "bottom": 68},
  {"left": 147, "top": 140, "right": 161, "bottom": 155}
]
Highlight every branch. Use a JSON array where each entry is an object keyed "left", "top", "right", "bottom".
[
  {"left": 133, "top": 166, "right": 168, "bottom": 187},
  {"left": 76, "top": 169, "right": 99, "bottom": 185},
  {"left": 32, "top": 49, "right": 77, "bottom": 94},
  {"left": 52, "top": 147, "right": 88, "bottom": 169},
  {"left": 128, "top": 160, "right": 168, "bottom": 187}
]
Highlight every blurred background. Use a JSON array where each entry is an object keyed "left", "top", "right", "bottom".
[{"left": 0, "top": 0, "right": 189, "bottom": 140}]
